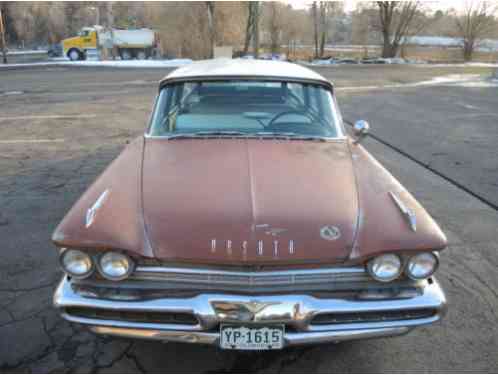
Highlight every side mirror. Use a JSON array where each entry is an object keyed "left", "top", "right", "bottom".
[{"left": 352, "top": 120, "right": 370, "bottom": 144}]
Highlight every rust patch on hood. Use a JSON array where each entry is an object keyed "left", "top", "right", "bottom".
[
  {"left": 142, "top": 138, "right": 358, "bottom": 265},
  {"left": 52, "top": 137, "right": 152, "bottom": 258},
  {"left": 348, "top": 141, "right": 447, "bottom": 261}
]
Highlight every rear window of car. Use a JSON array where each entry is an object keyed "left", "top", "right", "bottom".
[{"left": 148, "top": 80, "right": 342, "bottom": 138}]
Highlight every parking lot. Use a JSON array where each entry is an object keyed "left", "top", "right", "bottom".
[{"left": 0, "top": 64, "right": 497, "bottom": 372}]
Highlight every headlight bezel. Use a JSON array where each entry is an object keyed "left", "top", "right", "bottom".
[
  {"left": 59, "top": 249, "right": 95, "bottom": 279},
  {"left": 97, "top": 251, "right": 135, "bottom": 281},
  {"left": 405, "top": 252, "right": 439, "bottom": 280},
  {"left": 366, "top": 253, "right": 403, "bottom": 282}
]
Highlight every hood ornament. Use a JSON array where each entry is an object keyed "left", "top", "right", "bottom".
[
  {"left": 85, "top": 189, "right": 110, "bottom": 228},
  {"left": 320, "top": 225, "right": 341, "bottom": 241},
  {"left": 212, "top": 300, "right": 281, "bottom": 321},
  {"left": 389, "top": 191, "right": 417, "bottom": 232}
]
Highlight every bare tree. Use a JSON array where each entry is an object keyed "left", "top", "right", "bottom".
[
  {"left": 281, "top": 5, "right": 305, "bottom": 60},
  {"left": 318, "top": 2, "right": 340, "bottom": 58},
  {"left": 252, "top": 2, "right": 260, "bottom": 58},
  {"left": 312, "top": 1, "right": 319, "bottom": 58},
  {"left": 0, "top": 4, "right": 7, "bottom": 63},
  {"left": 243, "top": 2, "right": 258, "bottom": 55},
  {"left": 376, "top": 1, "right": 423, "bottom": 58},
  {"left": 106, "top": 2, "right": 114, "bottom": 28},
  {"left": 206, "top": 2, "right": 215, "bottom": 58},
  {"left": 455, "top": 1, "right": 497, "bottom": 61},
  {"left": 266, "top": 2, "right": 285, "bottom": 54},
  {"left": 319, "top": 2, "right": 327, "bottom": 57},
  {"left": 243, "top": 3, "right": 253, "bottom": 54}
]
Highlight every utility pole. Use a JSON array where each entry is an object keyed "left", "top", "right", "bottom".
[{"left": 0, "top": 6, "right": 7, "bottom": 64}]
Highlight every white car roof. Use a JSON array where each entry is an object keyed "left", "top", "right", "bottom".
[{"left": 160, "top": 59, "right": 331, "bottom": 88}]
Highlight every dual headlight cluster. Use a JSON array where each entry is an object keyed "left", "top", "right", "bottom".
[
  {"left": 60, "top": 249, "right": 134, "bottom": 281},
  {"left": 366, "top": 252, "right": 439, "bottom": 282}
]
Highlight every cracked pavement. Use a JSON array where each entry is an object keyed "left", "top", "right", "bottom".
[{"left": 0, "top": 65, "right": 497, "bottom": 372}]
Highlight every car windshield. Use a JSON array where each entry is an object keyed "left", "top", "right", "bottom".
[{"left": 148, "top": 80, "right": 342, "bottom": 138}]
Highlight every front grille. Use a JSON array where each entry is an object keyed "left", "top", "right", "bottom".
[
  {"left": 76, "top": 265, "right": 419, "bottom": 297},
  {"left": 130, "top": 266, "right": 372, "bottom": 288},
  {"left": 310, "top": 308, "right": 437, "bottom": 325},
  {"left": 65, "top": 307, "right": 198, "bottom": 326}
]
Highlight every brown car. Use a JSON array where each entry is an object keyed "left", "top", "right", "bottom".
[{"left": 53, "top": 59, "right": 447, "bottom": 350}]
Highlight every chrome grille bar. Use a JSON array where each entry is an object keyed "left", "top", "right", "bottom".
[{"left": 130, "top": 266, "right": 371, "bottom": 286}]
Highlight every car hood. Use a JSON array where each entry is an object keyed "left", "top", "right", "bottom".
[
  {"left": 142, "top": 138, "right": 358, "bottom": 265},
  {"left": 52, "top": 137, "right": 446, "bottom": 266}
]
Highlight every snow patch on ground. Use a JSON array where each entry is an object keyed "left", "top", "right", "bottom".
[
  {"left": 0, "top": 59, "right": 193, "bottom": 69},
  {"left": 452, "top": 79, "right": 498, "bottom": 88},
  {"left": 0, "top": 91, "right": 24, "bottom": 96},
  {"left": 414, "top": 62, "right": 498, "bottom": 68},
  {"left": 337, "top": 74, "right": 498, "bottom": 92},
  {"left": 6, "top": 50, "right": 48, "bottom": 55},
  {"left": 69, "top": 59, "right": 193, "bottom": 68},
  {"left": 304, "top": 60, "right": 498, "bottom": 68},
  {"left": 412, "top": 74, "right": 481, "bottom": 86}
]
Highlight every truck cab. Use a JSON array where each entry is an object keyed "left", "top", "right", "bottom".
[{"left": 62, "top": 27, "right": 98, "bottom": 61}]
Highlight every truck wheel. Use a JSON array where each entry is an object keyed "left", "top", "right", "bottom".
[
  {"left": 68, "top": 49, "right": 81, "bottom": 61},
  {"left": 137, "top": 50, "right": 147, "bottom": 60},
  {"left": 120, "top": 49, "right": 133, "bottom": 60}
]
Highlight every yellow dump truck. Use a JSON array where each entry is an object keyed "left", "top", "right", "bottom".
[{"left": 62, "top": 26, "right": 158, "bottom": 61}]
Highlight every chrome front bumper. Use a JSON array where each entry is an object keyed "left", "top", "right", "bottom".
[{"left": 53, "top": 276, "right": 446, "bottom": 347}]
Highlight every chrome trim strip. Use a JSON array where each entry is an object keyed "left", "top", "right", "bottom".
[
  {"left": 61, "top": 312, "right": 203, "bottom": 331},
  {"left": 389, "top": 191, "right": 417, "bottom": 232}
]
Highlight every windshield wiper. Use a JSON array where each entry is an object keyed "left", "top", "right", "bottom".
[
  {"left": 251, "top": 132, "right": 329, "bottom": 141},
  {"left": 193, "top": 131, "right": 248, "bottom": 136},
  {"left": 252, "top": 131, "right": 297, "bottom": 137},
  {"left": 163, "top": 131, "right": 248, "bottom": 140},
  {"left": 162, "top": 133, "right": 200, "bottom": 139},
  {"left": 289, "top": 135, "right": 329, "bottom": 142}
]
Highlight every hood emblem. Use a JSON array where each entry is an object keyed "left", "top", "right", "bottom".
[
  {"left": 210, "top": 239, "right": 295, "bottom": 256},
  {"left": 320, "top": 225, "right": 341, "bottom": 241},
  {"left": 85, "top": 189, "right": 110, "bottom": 228}
]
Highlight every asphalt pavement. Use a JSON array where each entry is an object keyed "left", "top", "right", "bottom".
[{"left": 0, "top": 65, "right": 497, "bottom": 372}]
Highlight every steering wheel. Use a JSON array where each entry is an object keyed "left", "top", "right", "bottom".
[{"left": 267, "top": 110, "right": 314, "bottom": 128}]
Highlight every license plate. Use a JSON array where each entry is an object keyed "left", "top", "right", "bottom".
[{"left": 220, "top": 325, "right": 284, "bottom": 350}]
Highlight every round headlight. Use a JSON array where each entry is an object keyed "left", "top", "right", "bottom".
[
  {"left": 367, "top": 254, "right": 402, "bottom": 282},
  {"left": 98, "top": 252, "right": 134, "bottom": 281},
  {"left": 406, "top": 252, "right": 438, "bottom": 280},
  {"left": 60, "top": 249, "right": 94, "bottom": 279}
]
